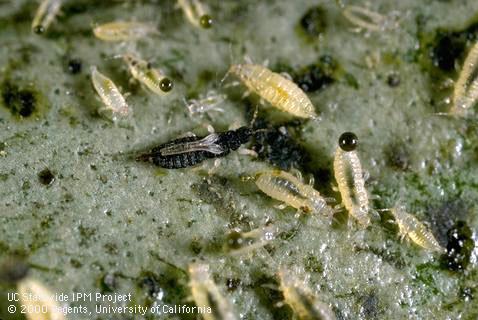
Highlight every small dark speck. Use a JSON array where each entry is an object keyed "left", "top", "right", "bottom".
[
  {"left": 386, "top": 73, "right": 400, "bottom": 87},
  {"left": 226, "top": 278, "right": 241, "bottom": 291},
  {"left": 68, "top": 58, "right": 82, "bottom": 74},
  {"left": 38, "top": 168, "right": 55, "bottom": 186}
]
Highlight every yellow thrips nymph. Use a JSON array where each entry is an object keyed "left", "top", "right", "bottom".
[
  {"left": 188, "top": 263, "right": 237, "bottom": 320},
  {"left": 452, "top": 41, "right": 478, "bottom": 115},
  {"left": 342, "top": 5, "right": 387, "bottom": 32},
  {"left": 387, "top": 206, "right": 445, "bottom": 252},
  {"left": 225, "top": 225, "right": 276, "bottom": 255},
  {"left": 93, "top": 22, "right": 157, "bottom": 41},
  {"left": 177, "top": 0, "right": 213, "bottom": 29},
  {"left": 122, "top": 54, "right": 173, "bottom": 95},
  {"left": 32, "top": 0, "right": 62, "bottom": 34},
  {"left": 333, "top": 133, "right": 370, "bottom": 227},
  {"left": 17, "top": 278, "right": 65, "bottom": 320},
  {"left": 255, "top": 170, "right": 335, "bottom": 216},
  {"left": 91, "top": 66, "right": 129, "bottom": 118},
  {"left": 278, "top": 270, "right": 336, "bottom": 320},
  {"left": 228, "top": 64, "right": 318, "bottom": 119}
]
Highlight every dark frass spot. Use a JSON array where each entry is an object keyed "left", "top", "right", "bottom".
[
  {"left": 253, "top": 124, "right": 308, "bottom": 171},
  {"left": 386, "top": 72, "right": 400, "bottom": 87},
  {"left": 294, "top": 55, "right": 338, "bottom": 92},
  {"left": 430, "top": 32, "right": 465, "bottom": 72},
  {"left": 441, "top": 221, "right": 474, "bottom": 272},
  {"left": 67, "top": 58, "right": 82, "bottom": 74},
  {"left": 199, "top": 14, "right": 213, "bottom": 29},
  {"left": 189, "top": 238, "right": 202, "bottom": 255},
  {"left": 338, "top": 132, "right": 358, "bottom": 152},
  {"left": 140, "top": 272, "right": 162, "bottom": 299},
  {"left": 159, "top": 78, "right": 173, "bottom": 92},
  {"left": 2, "top": 81, "right": 37, "bottom": 118},
  {"left": 299, "top": 6, "right": 327, "bottom": 37},
  {"left": 384, "top": 141, "right": 410, "bottom": 171},
  {"left": 226, "top": 278, "right": 241, "bottom": 292},
  {"left": 38, "top": 168, "right": 55, "bottom": 186}
]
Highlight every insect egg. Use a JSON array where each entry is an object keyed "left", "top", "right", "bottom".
[{"left": 338, "top": 132, "right": 358, "bottom": 152}]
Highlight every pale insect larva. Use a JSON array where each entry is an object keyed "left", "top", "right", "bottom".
[
  {"left": 188, "top": 263, "right": 237, "bottom": 320},
  {"left": 122, "top": 54, "right": 173, "bottom": 95},
  {"left": 225, "top": 225, "right": 276, "bottom": 255},
  {"left": 93, "top": 22, "right": 157, "bottom": 42},
  {"left": 342, "top": 5, "right": 387, "bottom": 32},
  {"left": 278, "top": 269, "right": 336, "bottom": 320},
  {"left": 386, "top": 206, "right": 445, "bottom": 252},
  {"left": 32, "top": 0, "right": 62, "bottom": 34},
  {"left": 91, "top": 66, "right": 129, "bottom": 117},
  {"left": 177, "top": 0, "right": 213, "bottom": 29},
  {"left": 255, "top": 170, "right": 335, "bottom": 216},
  {"left": 159, "top": 133, "right": 224, "bottom": 156},
  {"left": 451, "top": 41, "right": 478, "bottom": 115},
  {"left": 185, "top": 90, "right": 226, "bottom": 115},
  {"left": 333, "top": 132, "right": 370, "bottom": 227},
  {"left": 17, "top": 278, "right": 65, "bottom": 320},
  {"left": 228, "top": 64, "right": 318, "bottom": 119}
]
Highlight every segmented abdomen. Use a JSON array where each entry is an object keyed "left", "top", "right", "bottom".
[
  {"left": 232, "top": 64, "right": 316, "bottom": 118},
  {"left": 256, "top": 173, "right": 307, "bottom": 210},
  {"left": 333, "top": 148, "right": 370, "bottom": 226}
]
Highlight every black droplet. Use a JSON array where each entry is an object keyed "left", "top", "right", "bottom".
[
  {"left": 338, "top": 132, "right": 358, "bottom": 152},
  {"left": 67, "top": 58, "right": 82, "bottom": 74},
  {"left": 199, "top": 14, "right": 213, "bottom": 29},
  {"left": 38, "top": 168, "right": 55, "bottom": 186},
  {"left": 159, "top": 78, "right": 173, "bottom": 92},
  {"left": 386, "top": 73, "right": 400, "bottom": 87},
  {"left": 33, "top": 25, "right": 45, "bottom": 34},
  {"left": 226, "top": 230, "right": 244, "bottom": 250}
]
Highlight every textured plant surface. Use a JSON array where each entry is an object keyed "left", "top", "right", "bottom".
[{"left": 0, "top": 1, "right": 477, "bottom": 319}]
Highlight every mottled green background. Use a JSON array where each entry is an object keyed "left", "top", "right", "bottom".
[{"left": 0, "top": 0, "right": 477, "bottom": 319}]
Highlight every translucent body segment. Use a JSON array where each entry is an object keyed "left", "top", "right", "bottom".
[
  {"left": 32, "top": 0, "right": 62, "bottom": 34},
  {"left": 159, "top": 133, "right": 224, "bottom": 156},
  {"left": 17, "top": 278, "right": 65, "bottom": 320},
  {"left": 188, "top": 263, "right": 237, "bottom": 320},
  {"left": 185, "top": 91, "right": 226, "bottom": 114},
  {"left": 255, "top": 170, "right": 334, "bottom": 215},
  {"left": 229, "top": 64, "right": 317, "bottom": 119},
  {"left": 333, "top": 148, "right": 370, "bottom": 227},
  {"left": 452, "top": 41, "right": 478, "bottom": 115},
  {"left": 390, "top": 206, "right": 445, "bottom": 252},
  {"left": 342, "top": 5, "right": 386, "bottom": 32},
  {"left": 122, "top": 54, "right": 172, "bottom": 95},
  {"left": 93, "top": 22, "right": 157, "bottom": 41},
  {"left": 91, "top": 66, "right": 129, "bottom": 116},
  {"left": 278, "top": 270, "right": 336, "bottom": 320},
  {"left": 226, "top": 226, "right": 276, "bottom": 255},
  {"left": 177, "top": 0, "right": 211, "bottom": 28}
]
